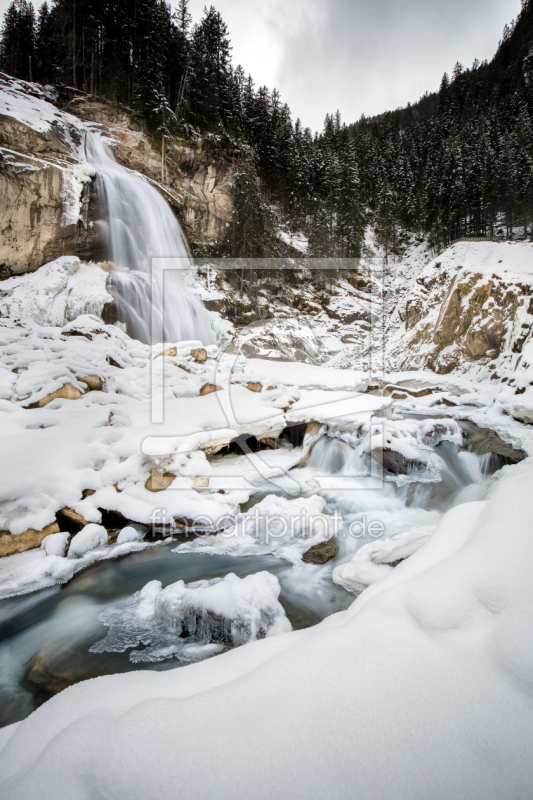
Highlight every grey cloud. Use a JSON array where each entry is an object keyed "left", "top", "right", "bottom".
[{"left": 267, "top": 0, "right": 522, "bottom": 130}]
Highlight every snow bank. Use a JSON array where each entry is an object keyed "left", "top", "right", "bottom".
[
  {"left": 0, "top": 257, "right": 112, "bottom": 326},
  {"left": 1, "top": 459, "right": 532, "bottom": 798},
  {"left": 332, "top": 524, "right": 436, "bottom": 593},
  {"left": 90, "top": 571, "right": 291, "bottom": 663}
]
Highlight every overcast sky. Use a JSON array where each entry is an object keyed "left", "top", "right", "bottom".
[
  {"left": 185, "top": 0, "right": 522, "bottom": 131},
  {"left": 0, "top": 0, "right": 522, "bottom": 132}
]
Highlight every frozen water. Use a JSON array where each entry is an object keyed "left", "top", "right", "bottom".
[{"left": 90, "top": 571, "right": 291, "bottom": 663}]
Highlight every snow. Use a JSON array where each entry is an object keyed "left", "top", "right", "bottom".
[
  {"left": 278, "top": 230, "right": 308, "bottom": 253},
  {"left": 116, "top": 526, "right": 144, "bottom": 544},
  {"left": 0, "top": 257, "right": 112, "bottom": 326},
  {"left": 0, "top": 74, "right": 84, "bottom": 153},
  {"left": 174, "top": 494, "right": 340, "bottom": 564},
  {"left": 40, "top": 532, "right": 70, "bottom": 558},
  {"left": 67, "top": 524, "right": 108, "bottom": 558},
  {"left": 90, "top": 571, "right": 291, "bottom": 663},
  {"left": 1, "top": 458, "right": 533, "bottom": 798},
  {"left": 0, "top": 534, "right": 174, "bottom": 600},
  {"left": 332, "top": 523, "right": 436, "bottom": 593}
]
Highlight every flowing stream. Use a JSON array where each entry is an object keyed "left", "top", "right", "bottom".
[
  {"left": 0, "top": 428, "right": 506, "bottom": 728},
  {"left": 85, "top": 132, "right": 209, "bottom": 345}
]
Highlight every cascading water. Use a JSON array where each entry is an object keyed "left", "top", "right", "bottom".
[{"left": 84, "top": 132, "right": 209, "bottom": 345}]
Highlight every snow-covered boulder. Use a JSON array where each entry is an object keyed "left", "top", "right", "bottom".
[
  {"left": 174, "top": 494, "right": 341, "bottom": 565},
  {"left": 41, "top": 531, "right": 70, "bottom": 558},
  {"left": 116, "top": 526, "right": 144, "bottom": 545},
  {"left": 333, "top": 524, "right": 436, "bottom": 593},
  {"left": 67, "top": 524, "right": 108, "bottom": 559}
]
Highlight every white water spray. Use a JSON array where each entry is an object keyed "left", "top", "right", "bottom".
[{"left": 84, "top": 132, "right": 209, "bottom": 345}]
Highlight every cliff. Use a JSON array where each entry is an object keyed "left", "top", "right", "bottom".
[{"left": 0, "top": 76, "right": 234, "bottom": 277}]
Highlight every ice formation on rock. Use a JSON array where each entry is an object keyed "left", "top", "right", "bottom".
[{"left": 90, "top": 571, "right": 292, "bottom": 663}]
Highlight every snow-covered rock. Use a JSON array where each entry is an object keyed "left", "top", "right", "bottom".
[
  {"left": 116, "top": 526, "right": 144, "bottom": 545},
  {"left": 90, "top": 571, "right": 292, "bottom": 663},
  {"left": 332, "top": 524, "right": 436, "bottom": 593},
  {"left": 67, "top": 524, "right": 108, "bottom": 558},
  {"left": 40, "top": 532, "right": 70, "bottom": 558},
  {"left": 175, "top": 494, "right": 341, "bottom": 565},
  {"left": 386, "top": 241, "right": 533, "bottom": 381}
]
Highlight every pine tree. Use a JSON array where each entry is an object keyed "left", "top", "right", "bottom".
[
  {"left": 0, "top": 0, "right": 36, "bottom": 81},
  {"left": 220, "top": 149, "right": 279, "bottom": 259}
]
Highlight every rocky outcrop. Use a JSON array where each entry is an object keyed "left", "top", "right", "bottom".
[
  {"left": 0, "top": 78, "right": 234, "bottom": 277},
  {"left": 0, "top": 522, "right": 59, "bottom": 557},
  {"left": 386, "top": 242, "right": 533, "bottom": 375},
  {"left": 0, "top": 147, "right": 101, "bottom": 277},
  {"left": 0, "top": 77, "right": 103, "bottom": 276}
]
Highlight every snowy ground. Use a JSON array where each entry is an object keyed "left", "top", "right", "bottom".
[
  {"left": 1, "top": 76, "right": 533, "bottom": 799},
  {"left": 1, "top": 458, "right": 533, "bottom": 798}
]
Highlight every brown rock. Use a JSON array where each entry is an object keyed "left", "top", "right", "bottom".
[
  {"left": 369, "top": 447, "right": 425, "bottom": 475},
  {"left": 57, "top": 507, "right": 90, "bottom": 527},
  {"left": 0, "top": 522, "right": 60, "bottom": 558},
  {"left": 158, "top": 347, "right": 177, "bottom": 357},
  {"left": 247, "top": 382, "right": 262, "bottom": 393},
  {"left": 35, "top": 383, "right": 82, "bottom": 407},
  {"left": 200, "top": 383, "right": 222, "bottom": 396},
  {"left": 27, "top": 648, "right": 88, "bottom": 694},
  {"left": 302, "top": 537, "right": 338, "bottom": 564},
  {"left": 145, "top": 470, "right": 176, "bottom": 492},
  {"left": 382, "top": 384, "right": 435, "bottom": 398},
  {"left": 79, "top": 374, "right": 103, "bottom": 391},
  {"left": 190, "top": 348, "right": 207, "bottom": 363}
]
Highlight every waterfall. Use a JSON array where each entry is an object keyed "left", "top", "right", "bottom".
[{"left": 84, "top": 132, "right": 209, "bottom": 346}]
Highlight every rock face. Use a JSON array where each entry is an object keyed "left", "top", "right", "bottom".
[
  {"left": 0, "top": 146, "right": 101, "bottom": 277},
  {"left": 0, "top": 76, "right": 105, "bottom": 276},
  {"left": 386, "top": 242, "right": 533, "bottom": 375}
]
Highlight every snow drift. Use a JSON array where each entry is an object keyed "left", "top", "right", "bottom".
[{"left": 1, "top": 458, "right": 533, "bottom": 799}]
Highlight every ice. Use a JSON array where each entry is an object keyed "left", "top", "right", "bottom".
[
  {"left": 0, "top": 257, "right": 112, "bottom": 327},
  {"left": 90, "top": 571, "right": 292, "bottom": 663},
  {"left": 174, "top": 494, "right": 340, "bottom": 565},
  {"left": 67, "top": 525, "right": 108, "bottom": 558}
]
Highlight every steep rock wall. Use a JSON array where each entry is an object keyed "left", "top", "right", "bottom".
[
  {"left": 0, "top": 76, "right": 102, "bottom": 276},
  {"left": 385, "top": 241, "right": 533, "bottom": 377},
  {"left": 0, "top": 79, "right": 234, "bottom": 277}
]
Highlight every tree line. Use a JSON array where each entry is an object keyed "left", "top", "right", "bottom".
[{"left": 1, "top": 0, "right": 533, "bottom": 259}]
